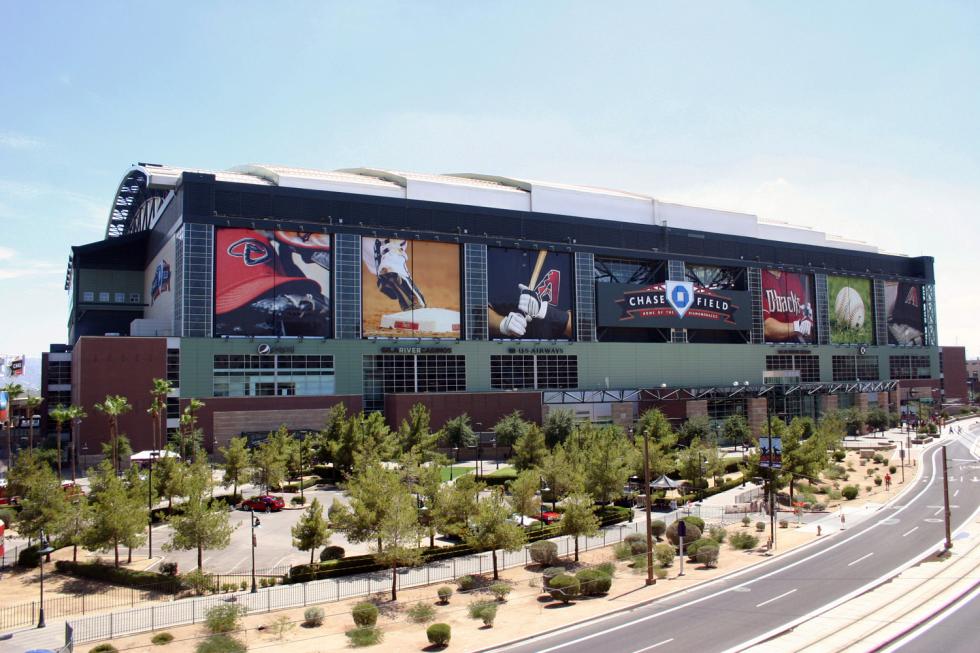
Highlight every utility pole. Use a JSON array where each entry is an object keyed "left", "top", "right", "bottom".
[
  {"left": 942, "top": 445, "right": 952, "bottom": 550},
  {"left": 250, "top": 507, "right": 259, "bottom": 592},
  {"left": 643, "top": 428, "right": 655, "bottom": 585}
]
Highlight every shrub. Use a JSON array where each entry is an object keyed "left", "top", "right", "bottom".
[
  {"left": 319, "top": 545, "right": 345, "bottom": 562},
  {"left": 205, "top": 604, "right": 245, "bottom": 635},
  {"left": 408, "top": 601, "right": 436, "bottom": 624},
  {"left": 630, "top": 555, "right": 648, "bottom": 574},
  {"left": 866, "top": 485, "right": 873, "bottom": 493},
  {"left": 685, "top": 538, "right": 715, "bottom": 559},
  {"left": 457, "top": 575, "right": 476, "bottom": 591},
  {"left": 709, "top": 526, "right": 727, "bottom": 543},
  {"left": 427, "top": 623, "right": 451, "bottom": 646},
  {"left": 873, "top": 454, "right": 886, "bottom": 465},
  {"left": 542, "top": 567, "right": 565, "bottom": 588},
  {"left": 874, "top": 476, "right": 883, "bottom": 486},
  {"left": 529, "top": 540, "right": 560, "bottom": 566},
  {"left": 654, "top": 566, "right": 669, "bottom": 579},
  {"left": 779, "top": 520, "right": 789, "bottom": 529},
  {"left": 547, "top": 574, "right": 580, "bottom": 603},
  {"left": 842, "top": 485, "right": 859, "bottom": 500},
  {"left": 270, "top": 615, "right": 294, "bottom": 640},
  {"left": 468, "top": 600, "right": 498, "bottom": 626},
  {"left": 696, "top": 544, "right": 720, "bottom": 568},
  {"left": 741, "top": 515, "right": 751, "bottom": 527},
  {"left": 17, "top": 545, "right": 41, "bottom": 568},
  {"left": 682, "top": 516, "right": 706, "bottom": 532},
  {"left": 730, "top": 532, "right": 759, "bottom": 550},
  {"left": 889, "top": 465, "right": 897, "bottom": 474},
  {"left": 755, "top": 521, "right": 766, "bottom": 532},
  {"left": 828, "top": 489, "right": 843, "bottom": 501},
  {"left": 651, "top": 520, "right": 667, "bottom": 540},
  {"left": 437, "top": 586, "right": 453, "bottom": 604},
  {"left": 303, "top": 606, "right": 325, "bottom": 627},
  {"left": 346, "top": 626, "right": 383, "bottom": 647},
  {"left": 812, "top": 502, "right": 826, "bottom": 511},
  {"left": 575, "top": 569, "right": 612, "bottom": 596},
  {"left": 595, "top": 561, "right": 616, "bottom": 576},
  {"left": 624, "top": 533, "right": 647, "bottom": 554},
  {"left": 89, "top": 645, "right": 119, "bottom": 653},
  {"left": 159, "top": 561, "right": 178, "bottom": 576},
  {"left": 490, "top": 582, "right": 512, "bottom": 601},
  {"left": 833, "top": 450, "right": 846, "bottom": 462},
  {"left": 184, "top": 569, "right": 216, "bottom": 595},
  {"left": 195, "top": 635, "right": 245, "bottom": 653},
  {"left": 352, "top": 602, "right": 379, "bottom": 627},
  {"left": 239, "top": 581, "right": 248, "bottom": 591},
  {"left": 613, "top": 542, "right": 633, "bottom": 561},
  {"left": 654, "top": 543, "right": 675, "bottom": 568},
  {"left": 666, "top": 521, "right": 702, "bottom": 546},
  {"left": 152, "top": 632, "right": 174, "bottom": 645},
  {"left": 290, "top": 496, "right": 306, "bottom": 506}
]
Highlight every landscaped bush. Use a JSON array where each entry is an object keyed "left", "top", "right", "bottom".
[
  {"left": 437, "top": 586, "right": 453, "bottom": 604},
  {"left": 654, "top": 543, "right": 675, "bottom": 568},
  {"left": 613, "top": 542, "right": 633, "bottom": 561},
  {"left": 654, "top": 566, "right": 669, "bottom": 579},
  {"left": 624, "top": 533, "right": 647, "bottom": 554},
  {"left": 828, "top": 488, "right": 843, "bottom": 500},
  {"left": 427, "top": 623, "right": 451, "bottom": 647},
  {"left": 205, "top": 604, "right": 245, "bottom": 635},
  {"left": 346, "top": 626, "right": 383, "bottom": 647},
  {"left": 742, "top": 515, "right": 752, "bottom": 527},
  {"left": 290, "top": 496, "right": 306, "bottom": 506},
  {"left": 685, "top": 538, "right": 715, "bottom": 559},
  {"left": 812, "top": 502, "right": 827, "bottom": 512},
  {"left": 874, "top": 476, "right": 883, "bottom": 486},
  {"left": 755, "top": 521, "right": 766, "bottom": 532},
  {"left": 873, "top": 454, "right": 886, "bottom": 465},
  {"left": 468, "top": 600, "right": 498, "bottom": 626},
  {"left": 575, "top": 569, "right": 612, "bottom": 596},
  {"left": 151, "top": 632, "right": 174, "bottom": 645},
  {"left": 595, "top": 561, "right": 616, "bottom": 576},
  {"left": 730, "top": 532, "right": 759, "bottom": 550},
  {"left": 842, "top": 485, "right": 859, "bottom": 500},
  {"left": 833, "top": 450, "right": 846, "bottom": 462},
  {"left": 490, "top": 582, "right": 512, "bottom": 601},
  {"left": 89, "top": 645, "right": 119, "bottom": 653},
  {"left": 303, "top": 607, "right": 325, "bottom": 627},
  {"left": 352, "top": 602, "right": 379, "bottom": 627},
  {"left": 17, "top": 545, "right": 41, "bottom": 568},
  {"left": 408, "top": 601, "right": 436, "bottom": 623},
  {"left": 696, "top": 544, "right": 720, "bottom": 568},
  {"left": 681, "top": 516, "right": 705, "bottom": 532},
  {"left": 159, "top": 562, "right": 178, "bottom": 576},
  {"left": 457, "top": 575, "right": 476, "bottom": 591},
  {"left": 195, "top": 635, "right": 245, "bottom": 653},
  {"left": 651, "top": 520, "right": 667, "bottom": 540},
  {"left": 779, "top": 520, "right": 789, "bottom": 529},
  {"left": 889, "top": 465, "right": 897, "bottom": 474},
  {"left": 319, "top": 545, "right": 345, "bottom": 562},
  {"left": 708, "top": 526, "right": 727, "bottom": 543},
  {"left": 529, "top": 540, "right": 560, "bottom": 566},
  {"left": 542, "top": 567, "right": 565, "bottom": 587},
  {"left": 666, "top": 521, "right": 702, "bottom": 546},
  {"left": 184, "top": 569, "right": 217, "bottom": 595},
  {"left": 547, "top": 574, "right": 581, "bottom": 603}
]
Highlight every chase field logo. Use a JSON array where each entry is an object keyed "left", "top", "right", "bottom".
[
  {"left": 228, "top": 238, "right": 271, "bottom": 266},
  {"left": 665, "top": 281, "right": 694, "bottom": 318},
  {"left": 614, "top": 283, "right": 740, "bottom": 324},
  {"left": 151, "top": 260, "right": 171, "bottom": 302}
]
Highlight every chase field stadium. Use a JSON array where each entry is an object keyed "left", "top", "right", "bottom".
[{"left": 46, "top": 163, "right": 940, "bottom": 455}]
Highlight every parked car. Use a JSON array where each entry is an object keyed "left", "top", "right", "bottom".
[
  {"left": 241, "top": 495, "right": 285, "bottom": 512},
  {"left": 507, "top": 513, "right": 539, "bottom": 527},
  {"left": 538, "top": 511, "right": 561, "bottom": 525}
]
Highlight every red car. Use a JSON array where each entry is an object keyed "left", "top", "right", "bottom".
[
  {"left": 538, "top": 511, "right": 561, "bottom": 525},
  {"left": 242, "top": 495, "right": 285, "bottom": 512}
]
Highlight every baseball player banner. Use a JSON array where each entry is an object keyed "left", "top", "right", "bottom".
[
  {"left": 828, "top": 275, "right": 874, "bottom": 344},
  {"left": 885, "top": 281, "right": 924, "bottom": 346},
  {"left": 488, "top": 247, "right": 574, "bottom": 339},
  {"left": 0, "top": 391, "right": 8, "bottom": 423},
  {"left": 760, "top": 436, "right": 782, "bottom": 469},
  {"left": 361, "top": 238, "right": 461, "bottom": 338},
  {"left": 763, "top": 269, "right": 816, "bottom": 344},
  {"left": 214, "top": 228, "right": 332, "bottom": 337},
  {"left": 144, "top": 236, "right": 176, "bottom": 323},
  {"left": 596, "top": 282, "right": 751, "bottom": 330}
]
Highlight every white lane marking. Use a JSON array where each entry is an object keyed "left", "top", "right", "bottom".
[
  {"left": 933, "top": 507, "right": 944, "bottom": 516},
  {"left": 631, "top": 639, "right": 675, "bottom": 653},
  {"left": 954, "top": 489, "right": 960, "bottom": 497},
  {"left": 847, "top": 552, "right": 874, "bottom": 567},
  {"left": 902, "top": 526, "right": 919, "bottom": 537},
  {"left": 756, "top": 588, "right": 797, "bottom": 608}
]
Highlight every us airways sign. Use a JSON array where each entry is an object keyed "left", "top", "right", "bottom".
[{"left": 596, "top": 282, "right": 751, "bottom": 330}]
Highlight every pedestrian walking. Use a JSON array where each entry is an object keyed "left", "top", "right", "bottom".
[{"left": 840, "top": 511, "right": 846, "bottom": 530}]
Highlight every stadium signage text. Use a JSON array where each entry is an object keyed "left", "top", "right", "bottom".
[
  {"left": 506, "top": 347, "right": 565, "bottom": 354},
  {"left": 380, "top": 347, "right": 453, "bottom": 354},
  {"left": 596, "top": 283, "right": 751, "bottom": 330}
]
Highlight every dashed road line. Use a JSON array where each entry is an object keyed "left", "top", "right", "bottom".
[
  {"left": 756, "top": 588, "right": 797, "bottom": 608},
  {"left": 848, "top": 552, "right": 875, "bottom": 567}
]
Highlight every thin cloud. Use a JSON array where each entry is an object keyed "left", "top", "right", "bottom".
[
  {"left": 0, "top": 247, "right": 63, "bottom": 281},
  {"left": 0, "top": 132, "right": 42, "bottom": 150}
]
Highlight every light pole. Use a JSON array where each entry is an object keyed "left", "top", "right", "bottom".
[
  {"left": 148, "top": 450, "right": 159, "bottom": 559},
  {"left": 475, "top": 422, "right": 483, "bottom": 478},
  {"left": 250, "top": 507, "right": 261, "bottom": 593},
  {"left": 642, "top": 425, "right": 655, "bottom": 586},
  {"left": 37, "top": 530, "right": 54, "bottom": 628},
  {"left": 941, "top": 445, "right": 952, "bottom": 551},
  {"left": 71, "top": 417, "right": 83, "bottom": 483}
]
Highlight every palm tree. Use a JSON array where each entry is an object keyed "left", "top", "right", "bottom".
[
  {"left": 49, "top": 404, "right": 71, "bottom": 480},
  {"left": 95, "top": 395, "right": 132, "bottom": 473},
  {"left": 24, "top": 395, "right": 43, "bottom": 452},
  {"left": 66, "top": 405, "right": 87, "bottom": 483},
  {"left": 1, "top": 382, "right": 23, "bottom": 475},
  {"left": 147, "top": 378, "right": 171, "bottom": 452}
]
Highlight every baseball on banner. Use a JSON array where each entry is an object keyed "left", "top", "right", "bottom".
[{"left": 834, "top": 286, "right": 865, "bottom": 329}]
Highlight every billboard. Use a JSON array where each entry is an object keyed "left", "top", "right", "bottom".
[
  {"left": 762, "top": 270, "right": 816, "bottom": 344},
  {"left": 144, "top": 236, "right": 176, "bottom": 323},
  {"left": 828, "top": 275, "right": 874, "bottom": 344},
  {"left": 596, "top": 282, "right": 751, "bottom": 330},
  {"left": 760, "top": 436, "right": 782, "bottom": 469},
  {"left": 488, "top": 248, "right": 573, "bottom": 339},
  {"left": 361, "top": 238, "right": 460, "bottom": 338},
  {"left": 885, "top": 281, "right": 924, "bottom": 346},
  {"left": 0, "top": 391, "right": 8, "bottom": 423},
  {"left": 215, "top": 228, "right": 332, "bottom": 337}
]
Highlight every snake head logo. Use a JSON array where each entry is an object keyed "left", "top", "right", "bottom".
[{"left": 228, "top": 238, "right": 271, "bottom": 266}]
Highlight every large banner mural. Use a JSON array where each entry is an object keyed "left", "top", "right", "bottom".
[
  {"left": 596, "top": 277, "right": 750, "bottom": 331},
  {"left": 762, "top": 269, "right": 816, "bottom": 344},
  {"left": 885, "top": 280, "right": 924, "bottom": 346},
  {"left": 215, "top": 228, "right": 332, "bottom": 337},
  {"left": 488, "top": 248, "right": 574, "bottom": 339},
  {"left": 828, "top": 275, "right": 874, "bottom": 344},
  {"left": 361, "top": 238, "right": 460, "bottom": 338},
  {"left": 144, "top": 236, "right": 176, "bottom": 323}
]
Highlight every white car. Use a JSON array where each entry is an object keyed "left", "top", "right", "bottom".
[{"left": 507, "top": 513, "right": 539, "bottom": 527}]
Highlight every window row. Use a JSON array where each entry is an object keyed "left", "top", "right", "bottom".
[{"left": 81, "top": 291, "right": 142, "bottom": 304}]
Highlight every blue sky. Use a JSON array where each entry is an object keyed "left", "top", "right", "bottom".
[{"left": 1, "top": 1, "right": 978, "bottom": 357}]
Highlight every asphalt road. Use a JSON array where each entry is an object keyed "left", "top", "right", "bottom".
[
  {"left": 879, "top": 582, "right": 980, "bottom": 653},
  {"left": 488, "top": 423, "right": 980, "bottom": 653}
]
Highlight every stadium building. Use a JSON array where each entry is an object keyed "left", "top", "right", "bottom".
[{"left": 45, "top": 163, "right": 941, "bottom": 458}]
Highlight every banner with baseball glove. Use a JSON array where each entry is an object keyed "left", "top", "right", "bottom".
[
  {"left": 488, "top": 247, "right": 574, "bottom": 339},
  {"left": 361, "top": 238, "right": 461, "bottom": 338},
  {"left": 214, "top": 228, "right": 332, "bottom": 337},
  {"left": 884, "top": 280, "right": 924, "bottom": 346},
  {"left": 828, "top": 275, "right": 874, "bottom": 344},
  {"left": 763, "top": 269, "right": 816, "bottom": 344}
]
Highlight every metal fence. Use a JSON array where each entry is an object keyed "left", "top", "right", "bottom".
[
  {"left": 67, "top": 506, "right": 742, "bottom": 645},
  {"left": 1, "top": 543, "right": 24, "bottom": 569}
]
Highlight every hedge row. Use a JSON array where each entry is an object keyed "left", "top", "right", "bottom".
[
  {"left": 275, "top": 477, "right": 320, "bottom": 492},
  {"left": 55, "top": 560, "right": 184, "bottom": 592}
]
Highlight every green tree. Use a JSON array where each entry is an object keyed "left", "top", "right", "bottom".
[
  {"left": 48, "top": 404, "right": 72, "bottom": 480},
  {"left": 6, "top": 448, "right": 50, "bottom": 499},
  {"left": 176, "top": 398, "right": 205, "bottom": 461},
  {"left": 542, "top": 409, "right": 575, "bottom": 448},
  {"left": 397, "top": 403, "right": 440, "bottom": 459},
  {"left": 433, "top": 474, "right": 484, "bottom": 539},
  {"left": 511, "top": 424, "right": 548, "bottom": 471},
  {"left": 17, "top": 462, "right": 68, "bottom": 545},
  {"left": 491, "top": 411, "right": 530, "bottom": 455},
  {"left": 122, "top": 464, "right": 150, "bottom": 563},
  {"left": 220, "top": 436, "right": 250, "bottom": 499},
  {"left": 94, "top": 394, "right": 132, "bottom": 473},
  {"left": 404, "top": 457, "right": 446, "bottom": 547},
  {"left": 326, "top": 411, "right": 398, "bottom": 475},
  {"left": 24, "top": 395, "right": 44, "bottom": 452},
  {"left": 678, "top": 437, "right": 709, "bottom": 490},
  {"left": 148, "top": 378, "right": 172, "bottom": 452},
  {"left": 577, "top": 424, "right": 634, "bottom": 505},
  {"left": 155, "top": 450, "right": 186, "bottom": 510},
  {"left": 65, "top": 404, "right": 87, "bottom": 483},
  {"left": 678, "top": 415, "right": 711, "bottom": 446},
  {"left": 559, "top": 493, "right": 600, "bottom": 561},
  {"left": 508, "top": 469, "right": 541, "bottom": 524},
  {"left": 464, "top": 488, "right": 526, "bottom": 580},
  {"left": 722, "top": 414, "right": 753, "bottom": 449},
  {"left": 165, "top": 458, "right": 236, "bottom": 570},
  {"left": 2, "top": 382, "right": 23, "bottom": 474},
  {"left": 331, "top": 456, "right": 400, "bottom": 550},
  {"left": 251, "top": 427, "right": 291, "bottom": 493},
  {"left": 61, "top": 495, "right": 91, "bottom": 562},
  {"left": 291, "top": 497, "right": 332, "bottom": 565},
  {"left": 374, "top": 490, "right": 423, "bottom": 601},
  {"left": 84, "top": 460, "right": 147, "bottom": 566},
  {"left": 101, "top": 433, "right": 133, "bottom": 472},
  {"left": 540, "top": 444, "right": 582, "bottom": 511},
  {"left": 441, "top": 414, "right": 477, "bottom": 451},
  {"left": 866, "top": 408, "right": 889, "bottom": 435},
  {"left": 635, "top": 409, "right": 677, "bottom": 479}
]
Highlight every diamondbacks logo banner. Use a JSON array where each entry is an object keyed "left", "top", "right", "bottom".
[{"left": 596, "top": 283, "right": 751, "bottom": 330}]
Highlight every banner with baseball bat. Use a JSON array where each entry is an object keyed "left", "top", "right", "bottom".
[{"left": 487, "top": 247, "right": 574, "bottom": 339}]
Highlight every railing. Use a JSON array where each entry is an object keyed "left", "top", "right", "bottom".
[{"left": 66, "top": 507, "right": 745, "bottom": 645}]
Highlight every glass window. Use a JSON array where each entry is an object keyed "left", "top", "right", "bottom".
[
  {"left": 490, "top": 355, "right": 578, "bottom": 390},
  {"left": 114, "top": 292, "right": 125, "bottom": 303},
  {"left": 766, "top": 354, "right": 819, "bottom": 383},
  {"left": 98, "top": 292, "right": 110, "bottom": 302},
  {"left": 212, "top": 354, "right": 334, "bottom": 397},
  {"left": 362, "top": 354, "right": 466, "bottom": 412},
  {"left": 82, "top": 291, "right": 94, "bottom": 302}
]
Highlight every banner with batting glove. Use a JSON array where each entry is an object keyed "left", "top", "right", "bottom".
[{"left": 487, "top": 247, "right": 574, "bottom": 340}]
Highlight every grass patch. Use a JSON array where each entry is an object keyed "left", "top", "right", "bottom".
[{"left": 438, "top": 465, "right": 473, "bottom": 482}]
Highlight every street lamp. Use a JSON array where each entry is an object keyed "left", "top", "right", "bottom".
[
  {"left": 475, "top": 423, "right": 483, "bottom": 479},
  {"left": 148, "top": 450, "right": 160, "bottom": 559},
  {"left": 250, "top": 507, "right": 261, "bottom": 593},
  {"left": 71, "top": 416, "right": 83, "bottom": 483},
  {"left": 37, "top": 530, "right": 54, "bottom": 628}
]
